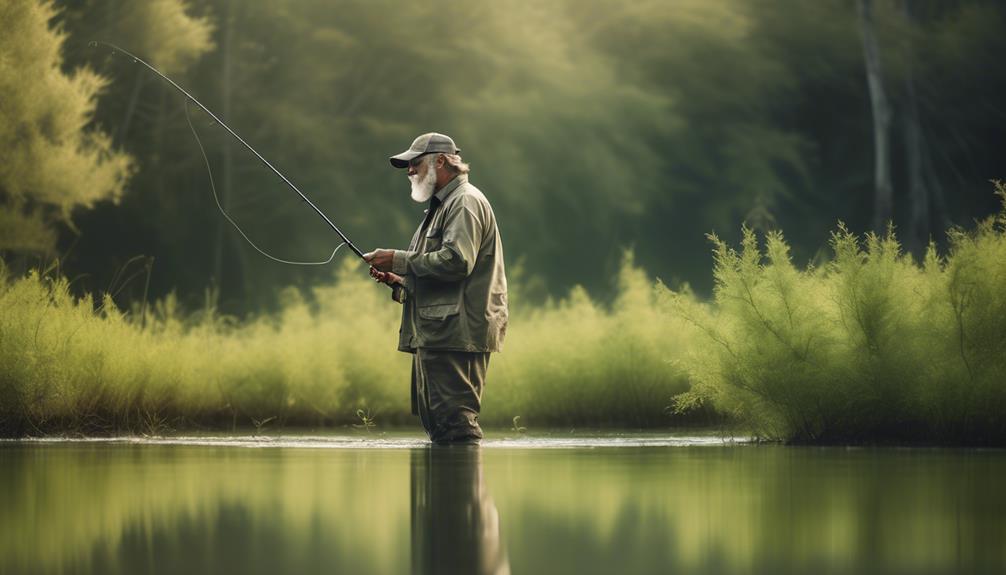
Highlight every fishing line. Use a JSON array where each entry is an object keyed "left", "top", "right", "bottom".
[
  {"left": 89, "top": 40, "right": 367, "bottom": 265},
  {"left": 183, "top": 100, "right": 344, "bottom": 265}
]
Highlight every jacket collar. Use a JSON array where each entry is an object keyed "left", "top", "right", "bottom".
[{"left": 433, "top": 174, "right": 467, "bottom": 204}]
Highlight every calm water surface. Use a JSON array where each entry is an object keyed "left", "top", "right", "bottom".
[{"left": 2, "top": 432, "right": 1004, "bottom": 575}]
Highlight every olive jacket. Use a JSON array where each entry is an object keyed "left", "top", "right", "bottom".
[{"left": 391, "top": 175, "right": 508, "bottom": 353}]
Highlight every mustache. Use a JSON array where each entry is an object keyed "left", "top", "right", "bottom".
[{"left": 409, "top": 168, "right": 434, "bottom": 186}]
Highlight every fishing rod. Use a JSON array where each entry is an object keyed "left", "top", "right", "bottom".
[{"left": 89, "top": 40, "right": 366, "bottom": 263}]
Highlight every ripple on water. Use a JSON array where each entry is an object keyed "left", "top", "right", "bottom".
[{"left": 7, "top": 433, "right": 745, "bottom": 449}]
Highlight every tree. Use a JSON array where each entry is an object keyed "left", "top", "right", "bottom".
[
  {"left": 900, "top": 0, "right": 949, "bottom": 253},
  {"left": 39, "top": 0, "right": 1006, "bottom": 310},
  {"left": 51, "top": 0, "right": 214, "bottom": 301},
  {"left": 59, "top": 0, "right": 215, "bottom": 143},
  {"left": 858, "top": 0, "right": 895, "bottom": 234},
  {"left": 0, "top": 0, "right": 133, "bottom": 255}
]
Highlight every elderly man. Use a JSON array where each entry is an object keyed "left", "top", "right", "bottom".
[{"left": 365, "top": 133, "right": 508, "bottom": 445}]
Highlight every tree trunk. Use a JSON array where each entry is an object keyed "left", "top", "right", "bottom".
[
  {"left": 858, "top": 0, "right": 894, "bottom": 234},
  {"left": 153, "top": 81, "right": 168, "bottom": 222},
  {"left": 116, "top": 72, "right": 145, "bottom": 146},
  {"left": 213, "top": 0, "right": 248, "bottom": 305},
  {"left": 212, "top": 0, "right": 231, "bottom": 287},
  {"left": 902, "top": 0, "right": 929, "bottom": 253},
  {"left": 901, "top": 0, "right": 949, "bottom": 253}
]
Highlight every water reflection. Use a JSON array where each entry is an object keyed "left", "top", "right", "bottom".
[
  {"left": 410, "top": 447, "right": 510, "bottom": 575},
  {"left": 2, "top": 439, "right": 1005, "bottom": 574}
]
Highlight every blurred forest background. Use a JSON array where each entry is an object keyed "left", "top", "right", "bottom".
[
  {"left": 3, "top": 0, "right": 1006, "bottom": 441},
  {"left": 3, "top": 0, "right": 1004, "bottom": 313}
]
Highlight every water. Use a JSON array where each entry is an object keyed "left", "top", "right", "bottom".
[{"left": 2, "top": 432, "right": 1004, "bottom": 575}]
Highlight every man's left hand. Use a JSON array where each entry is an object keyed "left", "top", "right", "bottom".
[{"left": 363, "top": 249, "right": 395, "bottom": 272}]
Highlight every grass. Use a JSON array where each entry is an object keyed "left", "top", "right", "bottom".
[
  {"left": 3, "top": 185, "right": 1005, "bottom": 443},
  {"left": 0, "top": 252, "right": 698, "bottom": 437}
]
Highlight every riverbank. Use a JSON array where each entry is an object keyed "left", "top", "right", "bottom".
[
  {"left": 3, "top": 186, "right": 1004, "bottom": 444},
  {"left": 0, "top": 256, "right": 701, "bottom": 437}
]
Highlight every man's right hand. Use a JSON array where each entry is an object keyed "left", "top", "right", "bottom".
[
  {"left": 370, "top": 266, "right": 404, "bottom": 286},
  {"left": 363, "top": 249, "right": 395, "bottom": 272}
]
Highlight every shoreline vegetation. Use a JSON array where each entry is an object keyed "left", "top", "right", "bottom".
[
  {"left": 2, "top": 185, "right": 1004, "bottom": 445},
  {"left": 0, "top": 252, "right": 701, "bottom": 438}
]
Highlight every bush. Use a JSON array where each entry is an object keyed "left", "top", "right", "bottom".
[
  {"left": 0, "top": 259, "right": 409, "bottom": 436},
  {"left": 669, "top": 184, "right": 1006, "bottom": 444},
  {"left": 484, "top": 253, "right": 698, "bottom": 428},
  {"left": 0, "top": 254, "right": 697, "bottom": 436},
  {"left": 5, "top": 185, "right": 1005, "bottom": 444}
]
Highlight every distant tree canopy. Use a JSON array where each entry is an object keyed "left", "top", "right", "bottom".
[
  {"left": 4, "top": 0, "right": 1003, "bottom": 311},
  {"left": 84, "top": 0, "right": 214, "bottom": 75},
  {"left": 0, "top": 0, "right": 132, "bottom": 254}
]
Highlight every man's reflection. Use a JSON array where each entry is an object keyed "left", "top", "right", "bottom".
[{"left": 410, "top": 446, "right": 510, "bottom": 575}]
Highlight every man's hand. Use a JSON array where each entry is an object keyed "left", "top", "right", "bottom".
[
  {"left": 370, "top": 266, "right": 404, "bottom": 286},
  {"left": 363, "top": 249, "right": 395, "bottom": 272}
]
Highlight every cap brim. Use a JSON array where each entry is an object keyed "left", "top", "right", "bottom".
[{"left": 389, "top": 150, "right": 422, "bottom": 169}]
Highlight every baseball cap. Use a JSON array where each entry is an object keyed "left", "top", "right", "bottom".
[{"left": 389, "top": 132, "right": 461, "bottom": 168}]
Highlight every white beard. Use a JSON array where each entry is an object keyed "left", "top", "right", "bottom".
[{"left": 410, "top": 163, "right": 437, "bottom": 203}]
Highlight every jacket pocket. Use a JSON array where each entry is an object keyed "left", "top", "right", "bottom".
[
  {"left": 423, "top": 227, "right": 443, "bottom": 252},
  {"left": 418, "top": 303, "right": 460, "bottom": 320}
]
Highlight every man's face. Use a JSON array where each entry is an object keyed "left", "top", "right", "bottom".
[
  {"left": 407, "top": 154, "right": 428, "bottom": 177},
  {"left": 409, "top": 155, "right": 438, "bottom": 203}
]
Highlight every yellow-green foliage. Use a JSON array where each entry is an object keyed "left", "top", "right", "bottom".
[
  {"left": 101, "top": 0, "right": 215, "bottom": 75},
  {"left": 671, "top": 185, "right": 1006, "bottom": 443},
  {"left": 485, "top": 253, "right": 697, "bottom": 427},
  {"left": 0, "top": 0, "right": 133, "bottom": 253},
  {"left": 6, "top": 186, "right": 1005, "bottom": 441},
  {"left": 0, "top": 258, "right": 408, "bottom": 436},
  {"left": 0, "top": 255, "right": 696, "bottom": 436}
]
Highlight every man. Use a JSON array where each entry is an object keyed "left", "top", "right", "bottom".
[{"left": 364, "top": 132, "right": 508, "bottom": 445}]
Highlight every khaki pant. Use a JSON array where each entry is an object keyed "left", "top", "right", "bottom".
[{"left": 412, "top": 349, "right": 490, "bottom": 444}]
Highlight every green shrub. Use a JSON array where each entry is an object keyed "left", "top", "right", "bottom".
[
  {"left": 5, "top": 185, "right": 1005, "bottom": 443},
  {"left": 0, "top": 259, "right": 409, "bottom": 436},
  {"left": 670, "top": 185, "right": 1006, "bottom": 444},
  {"left": 484, "top": 253, "right": 698, "bottom": 428},
  {"left": 0, "top": 254, "right": 696, "bottom": 436}
]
